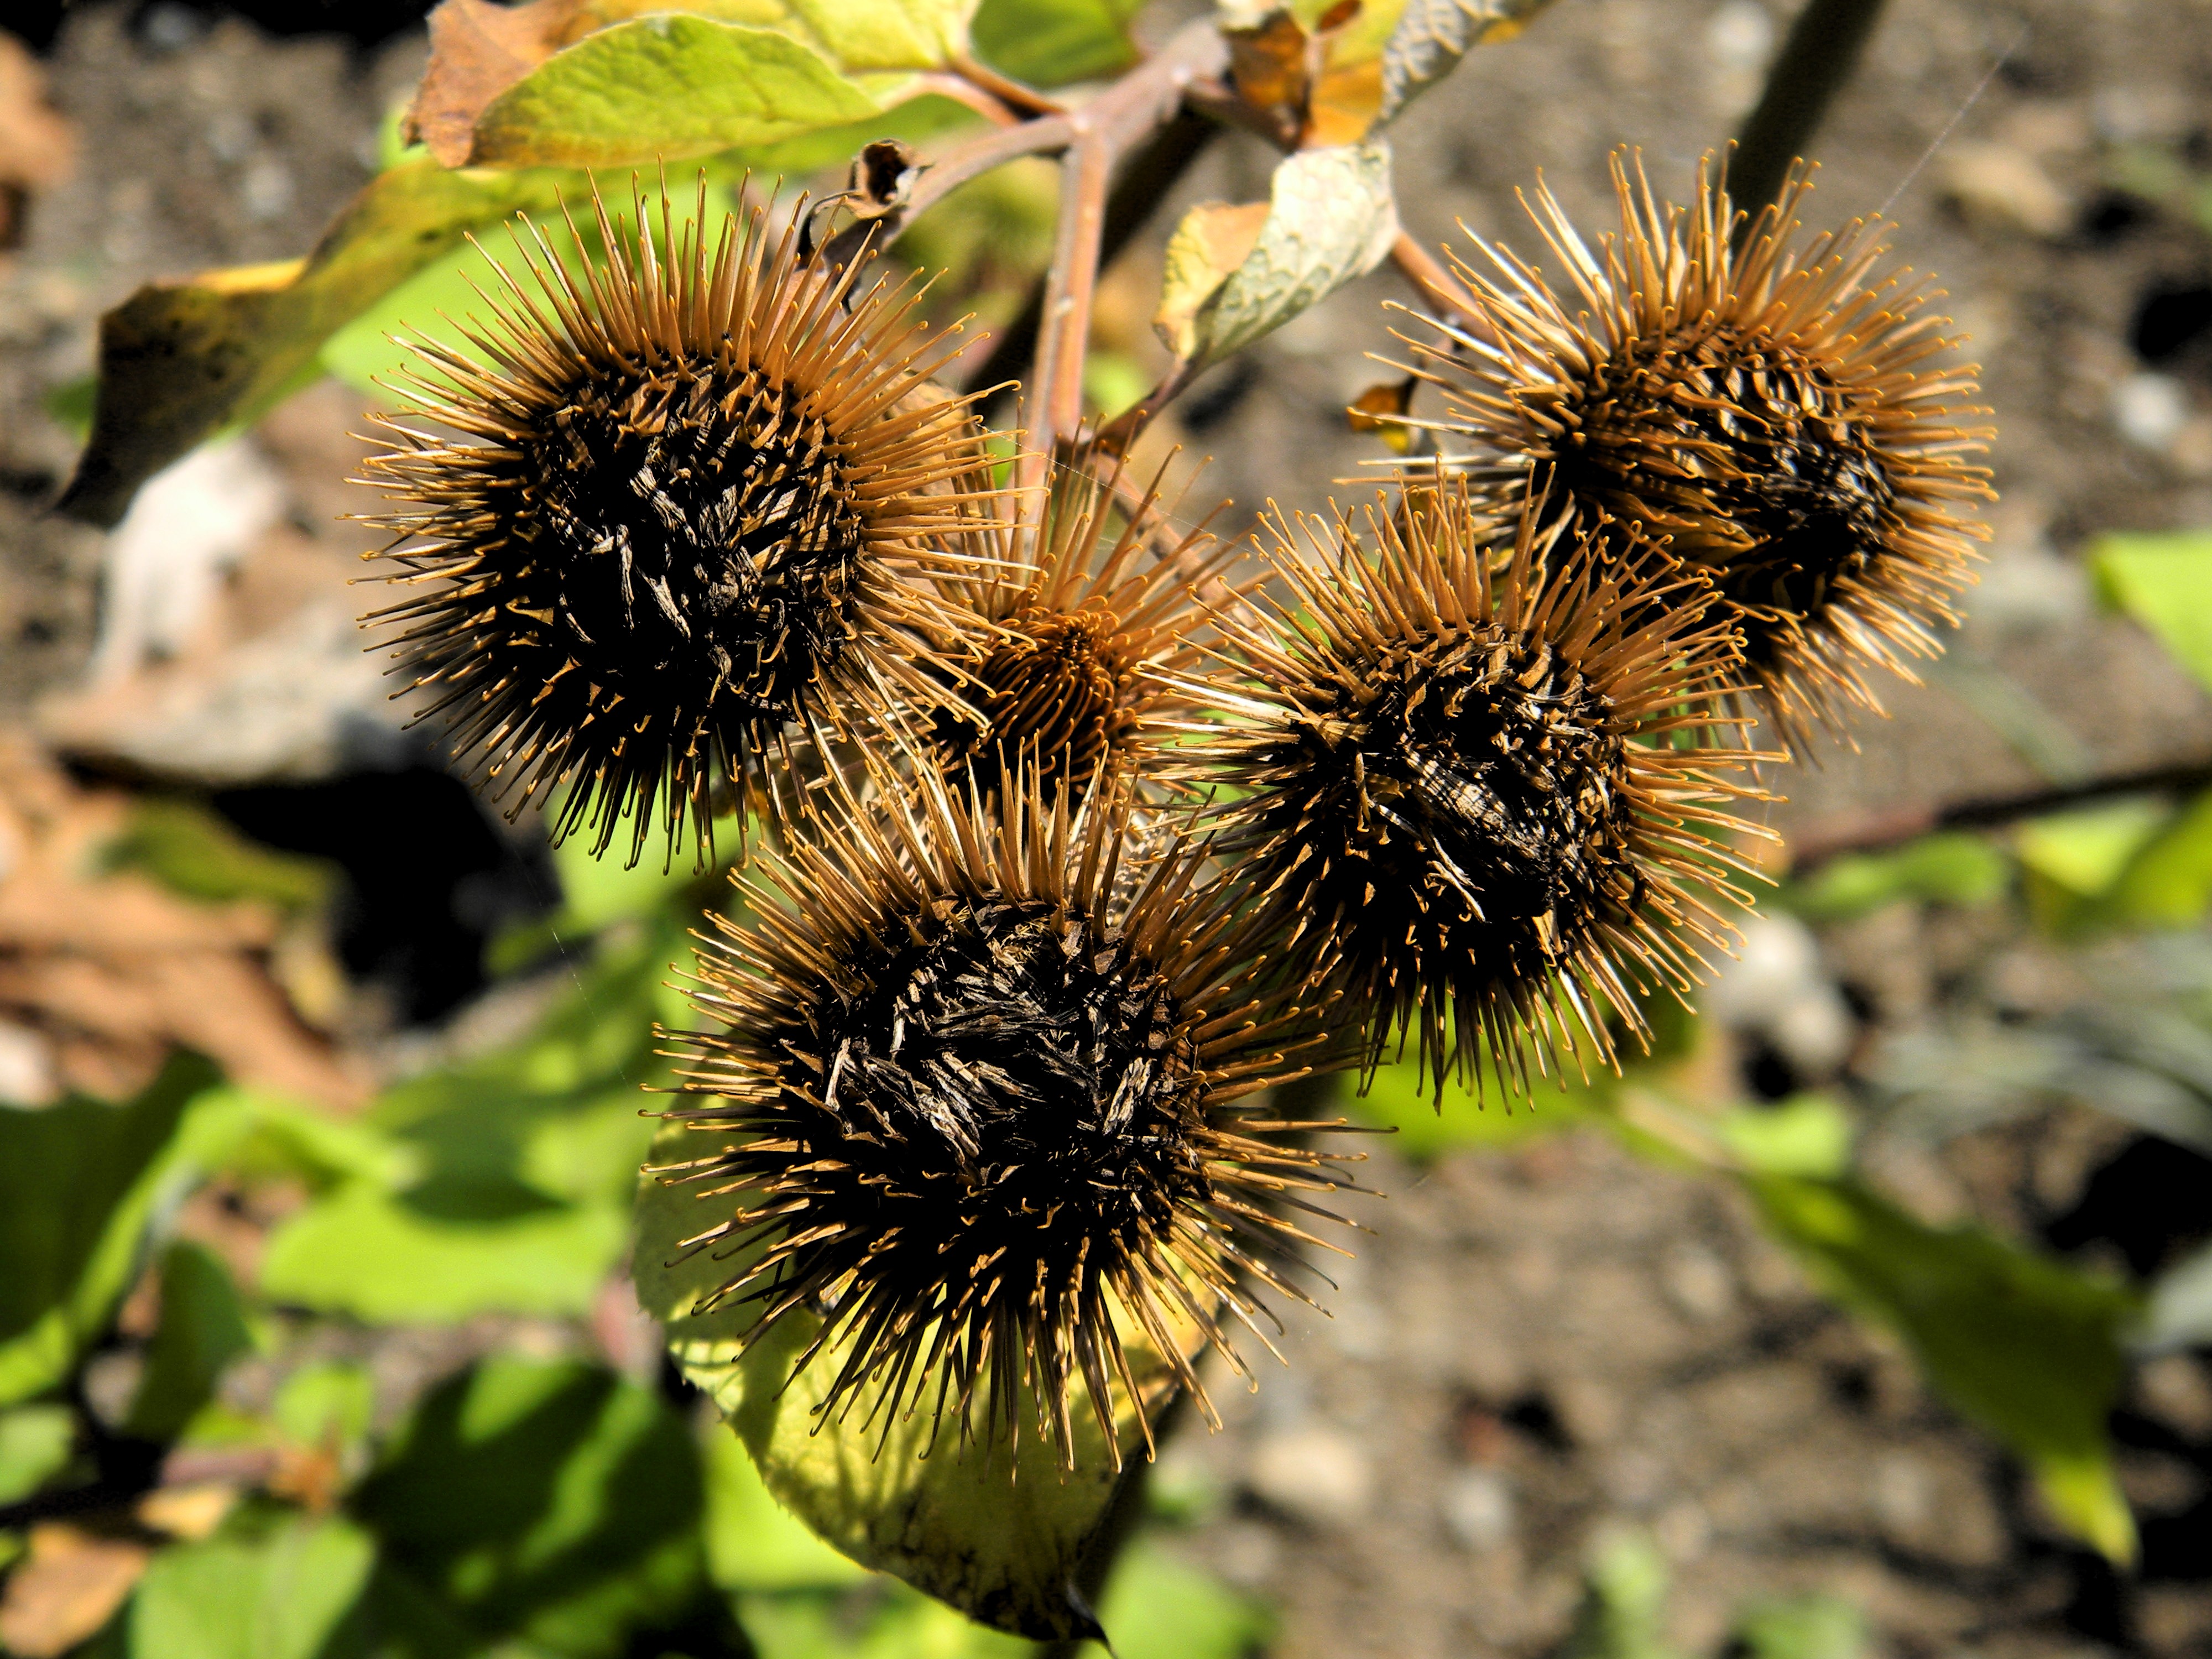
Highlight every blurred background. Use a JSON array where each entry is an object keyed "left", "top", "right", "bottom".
[{"left": 2, "top": 2, "right": 2210, "bottom": 1657}]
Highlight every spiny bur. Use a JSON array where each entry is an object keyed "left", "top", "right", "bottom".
[
  {"left": 917, "top": 454, "right": 1243, "bottom": 802},
  {"left": 653, "top": 761, "right": 1365, "bottom": 1470},
  {"left": 361, "top": 184, "right": 996, "bottom": 867},
  {"left": 1179, "top": 485, "right": 1768, "bottom": 1099},
  {"left": 1390, "top": 152, "right": 1995, "bottom": 751}
]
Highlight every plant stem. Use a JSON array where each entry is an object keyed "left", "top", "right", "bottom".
[
  {"left": 1785, "top": 753, "right": 2212, "bottom": 872},
  {"left": 1387, "top": 233, "right": 1496, "bottom": 343},
  {"left": 1730, "top": 0, "right": 1891, "bottom": 221},
  {"left": 964, "top": 109, "right": 1222, "bottom": 414}
]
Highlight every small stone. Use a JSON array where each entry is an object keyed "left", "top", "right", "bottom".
[
  {"left": 2113, "top": 372, "right": 2188, "bottom": 453},
  {"left": 1245, "top": 1426, "right": 1374, "bottom": 1527},
  {"left": 1661, "top": 1244, "right": 1736, "bottom": 1323},
  {"left": 1442, "top": 1467, "right": 1516, "bottom": 1552},
  {"left": 1940, "top": 142, "right": 2073, "bottom": 239}
]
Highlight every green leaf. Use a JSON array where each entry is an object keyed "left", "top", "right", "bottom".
[
  {"left": 470, "top": 18, "right": 886, "bottom": 170},
  {"left": 2015, "top": 799, "right": 2170, "bottom": 898},
  {"left": 59, "top": 158, "right": 575, "bottom": 527},
  {"left": 1348, "top": 1052, "right": 1604, "bottom": 1160},
  {"left": 0, "top": 1405, "right": 76, "bottom": 1505},
  {"left": 1155, "top": 143, "right": 1399, "bottom": 372},
  {"left": 1376, "top": 0, "right": 1558, "bottom": 124},
  {"left": 1719, "top": 1094, "right": 1852, "bottom": 1179},
  {"left": 273, "top": 1361, "right": 378, "bottom": 1457},
  {"left": 350, "top": 1358, "right": 707, "bottom": 1655},
  {"left": 970, "top": 0, "right": 1140, "bottom": 85},
  {"left": 1730, "top": 1595, "right": 1866, "bottom": 1659},
  {"left": 98, "top": 800, "right": 333, "bottom": 913},
  {"left": 701, "top": 1417, "right": 869, "bottom": 1592},
  {"left": 1561, "top": 1531, "right": 1677, "bottom": 1659},
  {"left": 2103, "top": 786, "right": 2212, "bottom": 930},
  {"left": 126, "top": 1243, "right": 258, "bottom": 1443},
  {"left": 1782, "top": 832, "right": 2011, "bottom": 923},
  {"left": 127, "top": 1513, "right": 378, "bottom": 1659},
  {"left": 2141, "top": 1239, "right": 2212, "bottom": 1354},
  {"left": 1093, "top": 1540, "right": 1269, "bottom": 1659},
  {"left": 2093, "top": 529, "right": 2212, "bottom": 698},
  {"left": 259, "top": 926, "right": 672, "bottom": 1322},
  {"left": 0, "top": 1053, "right": 226, "bottom": 1407},
  {"left": 1748, "top": 1173, "right": 2139, "bottom": 1564}
]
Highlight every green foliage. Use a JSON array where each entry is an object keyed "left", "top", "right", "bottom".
[
  {"left": 0, "top": 1404, "right": 75, "bottom": 1504},
  {"left": 0, "top": 1053, "right": 223, "bottom": 1406},
  {"left": 351, "top": 1358, "right": 711, "bottom": 1653},
  {"left": 1782, "top": 832, "right": 2011, "bottom": 923},
  {"left": 59, "top": 159, "right": 577, "bottom": 526},
  {"left": 98, "top": 799, "right": 333, "bottom": 912},
  {"left": 2011, "top": 790, "right": 2212, "bottom": 936},
  {"left": 2094, "top": 529, "right": 2212, "bottom": 696},
  {"left": 1747, "top": 1173, "right": 2138, "bottom": 1564},
  {"left": 126, "top": 1243, "right": 259, "bottom": 1442},
  {"left": 1348, "top": 1052, "right": 1603, "bottom": 1158},
  {"left": 1562, "top": 1532, "right": 1676, "bottom": 1659},
  {"left": 970, "top": 0, "right": 1141, "bottom": 85},
  {"left": 127, "top": 1511, "right": 380, "bottom": 1659},
  {"left": 469, "top": 18, "right": 886, "bottom": 169},
  {"left": 260, "top": 923, "right": 679, "bottom": 1323}
]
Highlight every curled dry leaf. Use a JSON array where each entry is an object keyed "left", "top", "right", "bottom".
[
  {"left": 1152, "top": 141, "right": 1398, "bottom": 372},
  {"left": 1376, "top": 0, "right": 1556, "bottom": 123}
]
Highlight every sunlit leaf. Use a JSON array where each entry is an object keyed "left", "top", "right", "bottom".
[
  {"left": 1730, "top": 1595, "right": 1867, "bottom": 1659},
  {"left": 2104, "top": 787, "right": 2212, "bottom": 930},
  {"left": 1093, "top": 1541, "right": 1270, "bottom": 1659},
  {"left": 349, "top": 1358, "right": 712, "bottom": 1655},
  {"left": 57, "top": 158, "right": 573, "bottom": 527},
  {"left": 0, "top": 1405, "right": 75, "bottom": 1505},
  {"left": 1749, "top": 1173, "right": 2139, "bottom": 1564},
  {"left": 1376, "top": 0, "right": 1558, "bottom": 124},
  {"left": 1561, "top": 1531, "right": 1677, "bottom": 1659},
  {"left": 2093, "top": 529, "right": 2212, "bottom": 699},
  {"left": 700, "top": 1418, "right": 869, "bottom": 1592},
  {"left": 127, "top": 1514, "right": 378, "bottom": 1659},
  {"left": 1719, "top": 1094, "right": 1852, "bottom": 1179},
  {"left": 971, "top": 0, "right": 1142, "bottom": 85},
  {"left": 0, "top": 1053, "right": 225, "bottom": 1407},
  {"left": 1154, "top": 142, "right": 1397, "bottom": 371},
  {"left": 468, "top": 17, "right": 889, "bottom": 170},
  {"left": 125, "top": 1243, "right": 258, "bottom": 1443},
  {"left": 1782, "top": 832, "right": 2011, "bottom": 923}
]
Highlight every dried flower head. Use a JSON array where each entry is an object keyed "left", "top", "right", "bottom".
[
  {"left": 362, "top": 184, "right": 994, "bottom": 865},
  {"left": 655, "top": 764, "right": 1360, "bottom": 1468},
  {"left": 919, "top": 456, "right": 1237, "bottom": 800},
  {"left": 1181, "top": 486, "right": 1765, "bottom": 1097},
  {"left": 1391, "top": 153, "right": 1994, "bottom": 749}
]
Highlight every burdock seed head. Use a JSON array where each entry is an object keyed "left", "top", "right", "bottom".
[
  {"left": 655, "top": 763, "right": 1362, "bottom": 1469},
  {"left": 921, "top": 455, "right": 1238, "bottom": 800},
  {"left": 1391, "top": 151, "right": 1995, "bottom": 752},
  {"left": 1183, "top": 484, "right": 1767, "bottom": 1099},
  {"left": 362, "top": 183, "right": 995, "bottom": 866}
]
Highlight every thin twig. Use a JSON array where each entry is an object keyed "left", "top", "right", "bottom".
[
  {"left": 1388, "top": 233, "right": 1498, "bottom": 345},
  {"left": 910, "top": 71, "right": 1023, "bottom": 127},
  {"left": 1786, "top": 753, "right": 2212, "bottom": 873},
  {"left": 1730, "top": 0, "right": 1891, "bottom": 222},
  {"left": 949, "top": 52, "right": 1066, "bottom": 118}
]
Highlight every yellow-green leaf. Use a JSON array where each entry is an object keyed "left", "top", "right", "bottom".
[
  {"left": 2093, "top": 529, "right": 2212, "bottom": 699},
  {"left": 1749, "top": 1172, "right": 2139, "bottom": 1565},
  {"left": 468, "top": 17, "right": 889, "bottom": 170},
  {"left": 58, "top": 158, "right": 572, "bottom": 526},
  {"left": 1154, "top": 142, "right": 1397, "bottom": 371}
]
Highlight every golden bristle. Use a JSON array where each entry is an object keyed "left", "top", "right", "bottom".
[
  {"left": 1390, "top": 150, "right": 1995, "bottom": 752},
  {"left": 917, "top": 454, "right": 1243, "bottom": 800},
  {"left": 653, "top": 760, "right": 1364, "bottom": 1470},
  {"left": 359, "top": 181, "right": 1000, "bottom": 867},
  {"left": 1174, "top": 484, "right": 1771, "bottom": 1099}
]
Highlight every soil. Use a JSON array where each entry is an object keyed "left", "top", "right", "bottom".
[{"left": 2, "top": 3, "right": 2210, "bottom": 1658}]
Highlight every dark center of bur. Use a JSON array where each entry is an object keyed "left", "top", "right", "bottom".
[
  {"left": 1314, "top": 632, "right": 1636, "bottom": 957},
  {"left": 794, "top": 899, "right": 1203, "bottom": 1249},
  {"left": 931, "top": 612, "right": 1125, "bottom": 789},
  {"left": 524, "top": 363, "right": 865, "bottom": 715}
]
